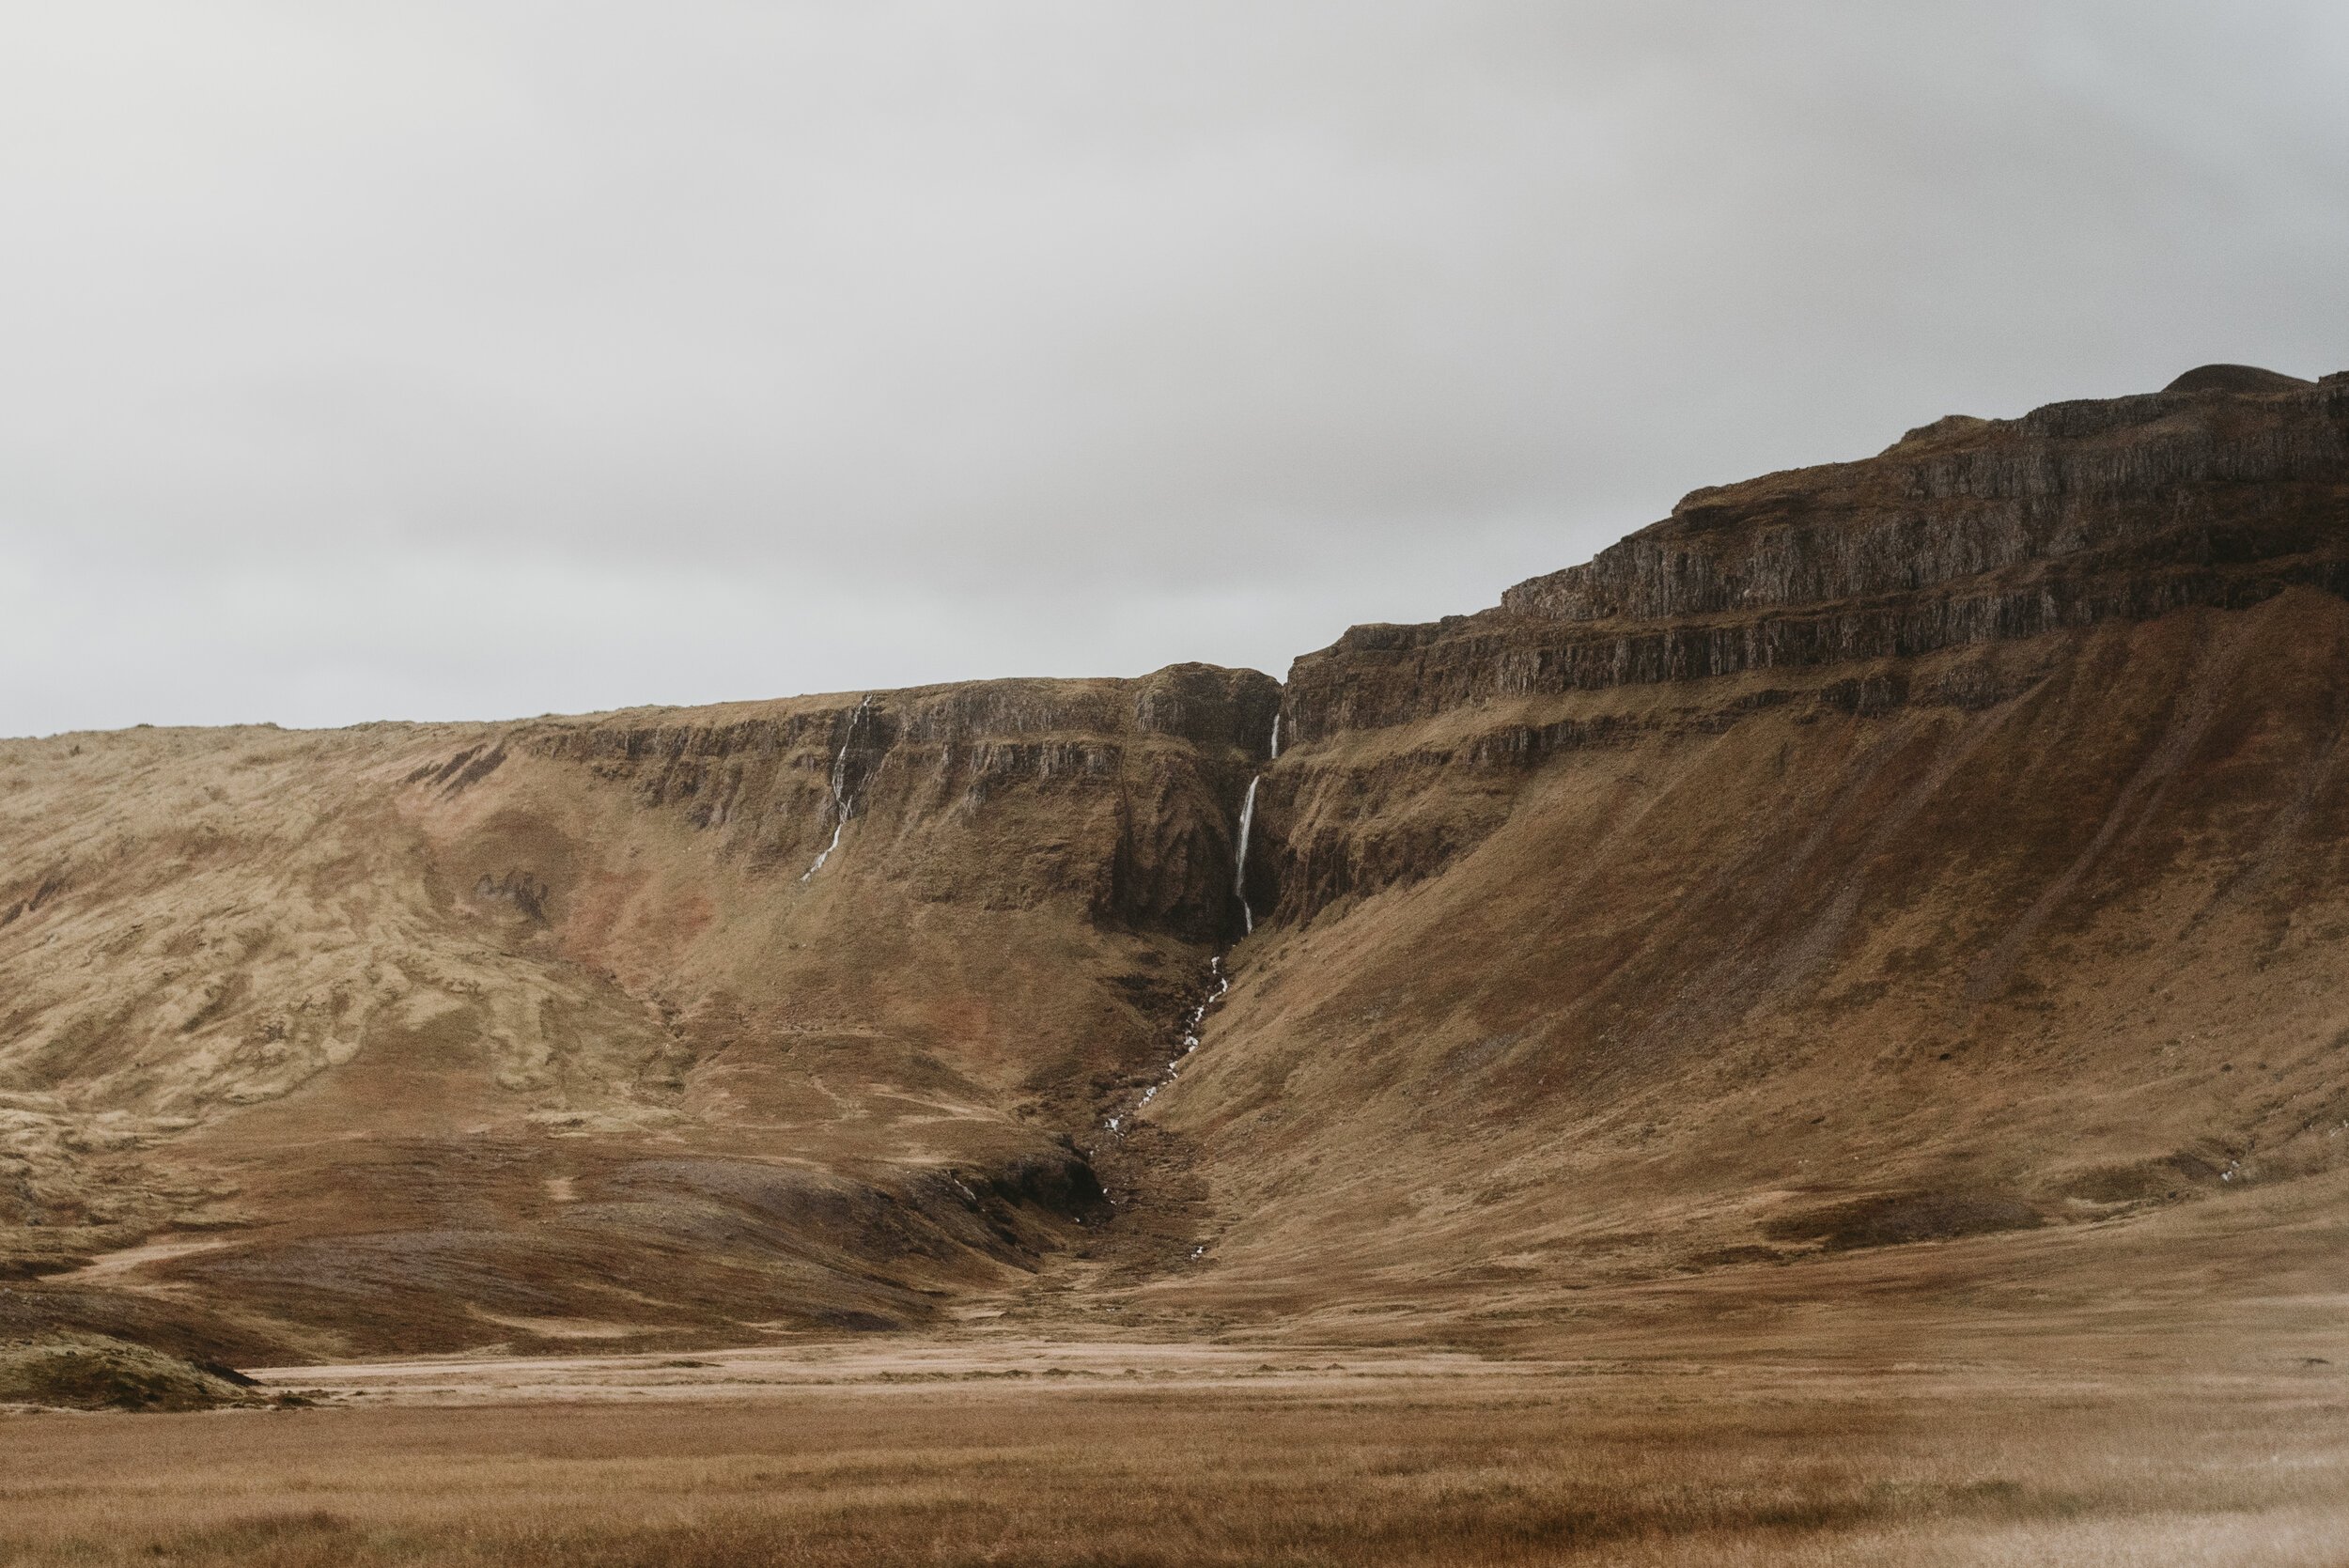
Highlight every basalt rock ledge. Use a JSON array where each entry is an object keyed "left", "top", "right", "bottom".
[{"left": 1283, "top": 365, "right": 2349, "bottom": 739}]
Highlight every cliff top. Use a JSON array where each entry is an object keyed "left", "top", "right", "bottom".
[{"left": 1470, "top": 363, "right": 2349, "bottom": 630}]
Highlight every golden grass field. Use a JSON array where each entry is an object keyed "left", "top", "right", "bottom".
[{"left": 4, "top": 1338, "right": 2344, "bottom": 1568}]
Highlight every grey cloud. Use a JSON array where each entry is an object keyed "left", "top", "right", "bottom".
[{"left": 5, "top": 1, "right": 2345, "bottom": 732}]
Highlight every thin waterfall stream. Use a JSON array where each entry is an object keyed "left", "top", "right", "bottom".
[
  {"left": 1105, "top": 957, "right": 1227, "bottom": 1135},
  {"left": 1232, "top": 777, "right": 1259, "bottom": 934},
  {"left": 801, "top": 695, "right": 875, "bottom": 882},
  {"left": 1109, "top": 711, "right": 1280, "bottom": 1136},
  {"left": 1231, "top": 706, "right": 1274, "bottom": 935}
]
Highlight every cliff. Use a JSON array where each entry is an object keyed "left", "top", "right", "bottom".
[
  {"left": 1286, "top": 366, "right": 2349, "bottom": 737},
  {"left": 0, "top": 664, "right": 1273, "bottom": 1357},
  {"left": 1257, "top": 365, "right": 2349, "bottom": 921},
  {"left": 1151, "top": 365, "right": 2349, "bottom": 1345}
]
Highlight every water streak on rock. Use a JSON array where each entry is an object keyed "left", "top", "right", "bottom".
[{"left": 802, "top": 695, "right": 875, "bottom": 882}]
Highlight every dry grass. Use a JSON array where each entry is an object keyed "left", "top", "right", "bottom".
[{"left": 4, "top": 1353, "right": 2343, "bottom": 1567}]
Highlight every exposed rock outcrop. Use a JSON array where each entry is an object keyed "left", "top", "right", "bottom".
[
  {"left": 519, "top": 662, "right": 1279, "bottom": 940},
  {"left": 1284, "top": 370, "right": 2349, "bottom": 739},
  {"left": 1252, "top": 367, "right": 2349, "bottom": 925}
]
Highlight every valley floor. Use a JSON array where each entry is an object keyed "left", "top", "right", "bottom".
[{"left": 4, "top": 1335, "right": 2344, "bottom": 1567}]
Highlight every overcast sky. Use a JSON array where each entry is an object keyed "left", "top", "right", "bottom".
[{"left": 5, "top": 2, "right": 2346, "bottom": 734}]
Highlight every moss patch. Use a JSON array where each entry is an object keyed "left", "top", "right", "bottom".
[{"left": 0, "top": 1334, "right": 260, "bottom": 1412}]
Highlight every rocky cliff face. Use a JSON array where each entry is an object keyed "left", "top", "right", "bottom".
[
  {"left": 1256, "top": 366, "right": 2349, "bottom": 924},
  {"left": 521, "top": 661, "right": 1278, "bottom": 941},
  {"left": 1154, "top": 366, "right": 2349, "bottom": 1345},
  {"left": 1284, "top": 368, "right": 2349, "bottom": 740}
]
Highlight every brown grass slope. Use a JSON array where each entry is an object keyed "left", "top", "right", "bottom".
[
  {"left": 1136, "top": 366, "right": 2349, "bottom": 1346},
  {"left": 0, "top": 666, "right": 1273, "bottom": 1358}
]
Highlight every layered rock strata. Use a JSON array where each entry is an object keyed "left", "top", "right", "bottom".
[
  {"left": 1256, "top": 367, "right": 2349, "bottom": 924},
  {"left": 1285, "top": 370, "right": 2349, "bottom": 738}
]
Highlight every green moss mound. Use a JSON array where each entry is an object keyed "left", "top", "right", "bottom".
[{"left": 0, "top": 1334, "right": 260, "bottom": 1412}]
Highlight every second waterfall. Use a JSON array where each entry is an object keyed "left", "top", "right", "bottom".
[
  {"left": 1232, "top": 711, "right": 1276, "bottom": 936},
  {"left": 1233, "top": 776, "right": 1259, "bottom": 934}
]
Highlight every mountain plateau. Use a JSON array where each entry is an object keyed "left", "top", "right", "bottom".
[{"left": 6, "top": 364, "right": 2347, "bottom": 1372}]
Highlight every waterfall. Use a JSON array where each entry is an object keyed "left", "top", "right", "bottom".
[
  {"left": 1109, "top": 706, "right": 1276, "bottom": 1141},
  {"left": 1231, "top": 712, "right": 1277, "bottom": 935},
  {"left": 1233, "top": 775, "right": 1258, "bottom": 934},
  {"left": 801, "top": 696, "right": 873, "bottom": 882},
  {"left": 1109, "top": 957, "right": 1229, "bottom": 1134}
]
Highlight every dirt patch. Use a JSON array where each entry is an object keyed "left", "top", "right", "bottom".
[
  {"left": 44, "top": 1236, "right": 234, "bottom": 1286},
  {"left": 2058, "top": 1156, "right": 2217, "bottom": 1204},
  {"left": 1762, "top": 1191, "right": 2044, "bottom": 1252}
]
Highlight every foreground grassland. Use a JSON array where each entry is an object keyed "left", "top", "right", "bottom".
[{"left": 4, "top": 1345, "right": 2343, "bottom": 1568}]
